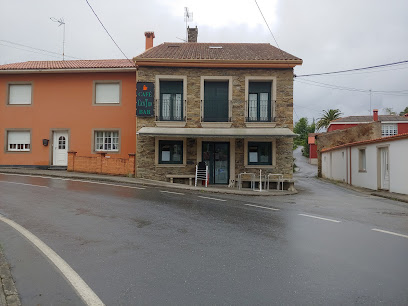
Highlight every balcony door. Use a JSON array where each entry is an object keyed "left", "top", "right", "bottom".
[{"left": 204, "top": 81, "right": 228, "bottom": 122}]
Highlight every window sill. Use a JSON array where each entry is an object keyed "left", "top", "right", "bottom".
[
  {"left": 245, "top": 165, "right": 274, "bottom": 168},
  {"left": 359, "top": 169, "right": 367, "bottom": 173},
  {"left": 245, "top": 122, "right": 276, "bottom": 128},
  {"left": 155, "top": 121, "right": 187, "bottom": 127},
  {"left": 200, "top": 122, "right": 232, "bottom": 128},
  {"left": 155, "top": 164, "right": 186, "bottom": 167},
  {"left": 6, "top": 150, "right": 31, "bottom": 153}
]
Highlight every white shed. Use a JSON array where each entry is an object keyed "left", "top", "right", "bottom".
[{"left": 321, "top": 133, "right": 408, "bottom": 195}]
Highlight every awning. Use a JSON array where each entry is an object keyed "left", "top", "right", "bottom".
[{"left": 137, "top": 127, "right": 297, "bottom": 138}]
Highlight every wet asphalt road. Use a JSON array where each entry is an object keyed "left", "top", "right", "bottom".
[{"left": 0, "top": 149, "right": 407, "bottom": 305}]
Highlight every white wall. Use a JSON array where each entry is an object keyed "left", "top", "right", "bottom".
[
  {"left": 389, "top": 139, "right": 408, "bottom": 194},
  {"left": 322, "top": 138, "right": 408, "bottom": 195}
]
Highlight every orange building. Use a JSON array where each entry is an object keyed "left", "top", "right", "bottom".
[{"left": 0, "top": 60, "right": 136, "bottom": 170}]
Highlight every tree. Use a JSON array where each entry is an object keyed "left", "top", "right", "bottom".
[
  {"left": 384, "top": 107, "right": 396, "bottom": 115},
  {"left": 316, "top": 109, "right": 342, "bottom": 131},
  {"left": 399, "top": 106, "right": 408, "bottom": 116},
  {"left": 294, "top": 117, "right": 315, "bottom": 157}
]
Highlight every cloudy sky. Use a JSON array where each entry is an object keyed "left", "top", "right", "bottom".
[{"left": 1, "top": 0, "right": 407, "bottom": 123}]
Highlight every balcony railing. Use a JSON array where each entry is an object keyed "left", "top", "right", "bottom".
[{"left": 201, "top": 100, "right": 231, "bottom": 122}]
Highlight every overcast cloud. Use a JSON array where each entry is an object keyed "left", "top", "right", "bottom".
[{"left": 1, "top": 0, "right": 407, "bottom": 122}]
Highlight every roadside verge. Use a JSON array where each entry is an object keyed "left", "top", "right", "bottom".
[{"left": 0, "top": 246, "right": 21, "bottom": 306}]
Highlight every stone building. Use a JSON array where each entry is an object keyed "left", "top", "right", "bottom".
[{"left": 134, "top": 29, "right": 302, "bottom": 188}]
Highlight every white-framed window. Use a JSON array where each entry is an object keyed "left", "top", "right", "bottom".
[
  {"left": 359, "top": 148, "right": 366, "bottom": 172},
  {"left": 95, "top": 131, "right": 119, "bottom": 151},
  {"left": 381, "top": 124, "right": 398, "bottom": 137},
  {"left": 7, "top": 131, "right": 31, "bottom": 151},
  {"left": 8, "top": 84, "right": 32, "bottom": 105},
  {"left": 94, "top": 82, "right": 120, "bottom": 104}
]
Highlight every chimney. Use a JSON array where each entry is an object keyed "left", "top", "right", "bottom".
[
  {"left": 187, "top": 26, "right": 198, "bottom": 43},
  {"left": 373, "top": 109, "right": 379, "bottom": 121},
  {"left": 144, "top": 31, "right": 155, "bottom": 50}
]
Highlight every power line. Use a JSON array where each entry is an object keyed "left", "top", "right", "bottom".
[
  {"left": 84, "top": 0, "right": 134, "bottom": 66},
  {"left": 0, "top": 39, "right": 80, "bottom": 59},
  {"left": 295, "top": 60, "right": 408, "bottom": 78},
  {"left": 254, "top": 0, "right": 292, "bottom": 70},
  {"left": 294, "top": 78, "right": 408, "bottom": 96}
]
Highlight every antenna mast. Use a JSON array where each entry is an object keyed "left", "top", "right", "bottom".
[
  {"left": 50, "top": 17, "right": 66, "bottom": 60},
  {"left": 184, "top": 7, "right": 193, "bottom": 42}
]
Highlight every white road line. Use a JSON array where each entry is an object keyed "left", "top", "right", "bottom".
[
  {"left": 298, "top": 213, "right": 341, "bottom": 223},
  {"left": 372, "top": 228, "right": 408, "bottom": 239},
  {"left": 197, "top": 196, "right": 227, "bottom": 202},
  {"left": 160, "top": 190, "right": 185, "bottom": 195},
  {"left": 0, "top": 173, "right": 145, "bottom": 190},
  {"left": 244, "top": 204, "right": 279, "bottom": 211},
  {"left": 0, "top": 214, "right": 105, "bottom": 306},
  {"left": 0, "top": 181, "right": 49, "bottom": 188}
]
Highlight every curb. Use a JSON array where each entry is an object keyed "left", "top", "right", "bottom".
[
  {"left": 0, "top": 247, "right": 21, "bottom": 306},
  {"left": 0, "top": 169, "right": 297, "bottom": 196}
]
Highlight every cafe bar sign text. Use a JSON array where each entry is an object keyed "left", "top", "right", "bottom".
[{"left": 136, "top": 82, "right": 154, "bottom": 117}]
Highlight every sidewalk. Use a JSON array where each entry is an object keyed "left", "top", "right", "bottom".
[
  {"left": 0, "top": 168, "right": 296, "bottom": 196},
  {"left": 0, "top": 247, "right": 20, "bottom": 306},
  {"left": 319, "top": 177, "right": 408, "bottom": 204}
]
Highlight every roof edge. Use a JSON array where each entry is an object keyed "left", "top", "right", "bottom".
[{"left": 0, "top": 67, "right": 137, "bottom": 74}]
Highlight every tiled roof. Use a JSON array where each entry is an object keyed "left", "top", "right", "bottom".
[
  {"left": 0, "top": 59, "right": 135, "bottom": 71},
  {"left": 135, "top": 43, "right": 301, "bottom": 62},
  {"left": 331, "top": 115, "right": 408, "bottom": 123},
  {"left": 321, "top": 132, "right": 408, "bottom": 153}
]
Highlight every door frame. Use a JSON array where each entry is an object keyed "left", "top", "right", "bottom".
[
  {"left": 202, "top": 141, "right": 230, "bottom": 185},
  {"left": 196, "top": 138, "right": 235, "bottom": 186},
  {"left": 49, "top": 129, "right": 70, "bottom": 166},
  {"left": 377, "top": 145, "right": 390, "bottom": 190}
]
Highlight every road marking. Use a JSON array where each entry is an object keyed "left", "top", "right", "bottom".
[
  {"left": 244, "top": 204, "right": 279, "bottom": 211},
  {"left": 198, "top": 196, "right": 227, "bottom": 202},
  {"left": 372, "top": 228, "right": 408, "bottom": 239},
  {"left": 0, "top": 173, "right": 145, "bottom": 190},
  {"left": 0, "top": 181, "right": 49, "bottom": 188},
  {"left": 298, "top": 213, "right": 341, "bottom": 223},
  {"left": 0, "top": 214, "right": 104, "bottom": 306},
  {"left": 160, "top": 190, "right": 185, "bottom": 195}
]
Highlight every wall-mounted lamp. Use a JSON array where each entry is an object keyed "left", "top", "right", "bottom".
[{"left": 42, "top": 139, "right": 49, "bottom": 146}]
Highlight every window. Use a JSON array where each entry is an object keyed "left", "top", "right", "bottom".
[
  {"left": 203, "top": 81, "right": 229, "bottom": 122},
  {"left": 160, "top": 81, "right": 183, "bottom": 121},
  {"left": 8, "top": 84, "right": 32, "bottom": 105},
  {"left": 248, "top": 82, "right": 271, "bottom": 122},
  {"left": 159, "top": 140, "right": 183, "bottom": 164},
  {"left": 95, "top": 82, "right": 120, "bottom": 104},
  {"left": 58, "top": 136, "right": 66, "bottom": 149},
  {"left": 95, "top": 131, "right": 119, "bottom": 151},
  {"left": 7, "top": 131, "right": 30, "bottom": 151},
  {"left": 359, "top": 149, "right": 366, "bottom": 172},
  {"left": 248, "top": 142, "right": 272, "bottom": 165},
  {"left": 382, "top": 124, "right": 398, "bottom": 137}
]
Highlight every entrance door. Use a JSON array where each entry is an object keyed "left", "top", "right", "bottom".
[
  {"left": 53, "top": 131, "right": 68, "bottom": 166},
  {"left": 202, "top": 142, "right": 229, "bottom": 184},
  {"left": 380, "top": 147, "right": 390, "bottom": 190}
]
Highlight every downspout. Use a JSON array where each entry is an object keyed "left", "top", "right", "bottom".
[
  {"left": 349, "top": 146, "right": 352, "bottom": 185},
  {"left": 135, "top": 65, "right": 139, "bottom": 178}
]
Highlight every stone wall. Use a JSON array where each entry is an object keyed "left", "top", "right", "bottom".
[
  {"left": 136, "top": 66, "right": 294, "bottom": 183},
  {"left": 316, "top": 122, "right": 382, "bottom": 177}
]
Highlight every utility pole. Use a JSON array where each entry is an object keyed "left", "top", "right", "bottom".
[{"left": 50, "top": 17, "right": 65, "bottom": 60}]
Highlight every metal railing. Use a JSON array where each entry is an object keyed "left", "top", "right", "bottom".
[{"left": 201, "top": 100, "right": 232, "bottom": 122}]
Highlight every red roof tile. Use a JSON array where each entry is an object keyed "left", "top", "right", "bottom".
[
  {"left": 321, "top": 132, "right": 408, "bottom": 153},
  {"left": 135, "top": 43, "right": 301, "bottom": 62},
  {"left": 0, "top": 59, "right": 135, "bottom": 71},
  {"left": 331, "top": 115, "right": 408, "bottom": 123}
]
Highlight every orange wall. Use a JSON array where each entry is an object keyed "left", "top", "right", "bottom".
[
  {"left": 0, "top": 71, "right": 136, "bottom": 166},
  {"left": 398, "top": 123, "right": 408, "bottom": 134}
]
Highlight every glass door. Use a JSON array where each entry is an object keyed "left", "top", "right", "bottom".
[{"left": 202, "top": 142, "right": 229, "bottom": 184}]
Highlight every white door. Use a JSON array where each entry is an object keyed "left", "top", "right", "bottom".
[
  {"left": 53, "top": 131, "right": 68, "bottom": 166},
  {"left": 380, "top": 147, "right": 390, "bottom": 190}
]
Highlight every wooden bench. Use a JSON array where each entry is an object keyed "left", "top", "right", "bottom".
[{"left": 165, "top": 174, "right": 196, "bottom": 185}]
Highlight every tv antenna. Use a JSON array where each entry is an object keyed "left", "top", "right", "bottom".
[
  {"left": 50, "top": 17, "right": 66, "bottom": 60},
  {"left": 184, "top": 7, "right": 193, "bottom": 42}
]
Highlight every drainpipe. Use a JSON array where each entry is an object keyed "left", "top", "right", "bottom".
[{"left": 349, "top": 146, "right": 352, "bottom": 185}]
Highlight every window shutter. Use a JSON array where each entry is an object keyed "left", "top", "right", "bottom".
[
  {"left": 8, "top": 131, "right": 30, "bottom": 144},
  {"left": 9, "top": 84, "right": 32, "bottom": 104},
  {"left": 95, "top": 83, "right": 120, "bottom": 103}
]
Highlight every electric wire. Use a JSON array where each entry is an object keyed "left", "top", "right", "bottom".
[
  {"left": 0, "top": 43, "right": 72, "bottom": 60},
  {"left": 84, "top": 0, "right": 134, "bottom": 66},
  {"left": 0, "top": 40, "right": 81, "bottom": 59},
  {"left": 295, "top": 60, "right": 408, "bottom": 78}
]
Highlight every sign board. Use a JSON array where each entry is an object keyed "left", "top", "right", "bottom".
[{"left": 136, "top": 82, "right": 154, "bottom": 117}]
